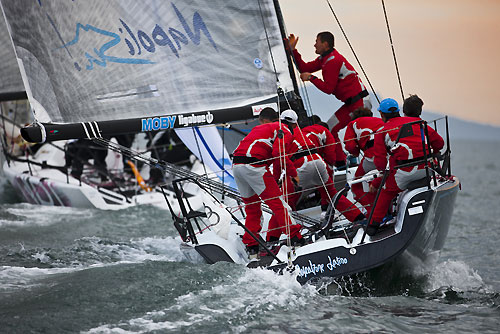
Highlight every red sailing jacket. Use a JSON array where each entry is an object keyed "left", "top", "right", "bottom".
[
  {"left": 287, "top": 126, "right": 323, "bottom": 167},
  {"left": 293, "top": 49, "right": 366, "bottom": 102},
  {"left": 344, "top": 116, "right": 385, "bottom": 159},
  {"left": 302, "top": 124, "right": 338, "bottom": 166},
  {"left": 373, "top": 117, "right": 445, "bottom": 171},
  {"left": 233, "top": 122, "right": 297, "bottom": 178}
]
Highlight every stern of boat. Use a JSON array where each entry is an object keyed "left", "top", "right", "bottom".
[{"left": 405, "top": 176, "right": 460, "bottom": 260}]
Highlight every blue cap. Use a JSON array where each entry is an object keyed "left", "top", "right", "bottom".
[{"left": 377, "top": 98, "right": 400, "bottom": 114}]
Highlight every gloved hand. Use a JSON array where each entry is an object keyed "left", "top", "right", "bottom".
[{"left": 346, "top": 154, "right": 358, "bottom": 166}]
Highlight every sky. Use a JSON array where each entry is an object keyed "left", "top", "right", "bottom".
[{"left": 279, "top": 0, "right": 500, "bottom": 126}]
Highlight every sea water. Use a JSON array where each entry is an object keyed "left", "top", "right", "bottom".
[{"left": 1, "top": 139, "right": 499, "bottom": 333}]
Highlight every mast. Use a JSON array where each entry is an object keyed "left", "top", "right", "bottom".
[
  {"left": 272, "top": 0, "right": 300, "bottom": 96},
  {"left": 271, "top": 0, "right": 307, "bottom": 121}
]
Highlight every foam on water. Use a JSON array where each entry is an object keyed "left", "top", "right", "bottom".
[
  {"left": 71, "top": 235, "right": 187, "bottom": 264},
  {"left": 425, "top": 259, "right": 486, "bottom": 292},
  {"left": 83, "top": 268, "right": 318, "bottom": 333},
  {"left": 0, "top": 265, "right": 75, "bottom": 292},
  {"left": 1, "top": 203, "right": 93, "bottom": 227},
  {"left": 0, "top": 235, "right": 187, "bottom": 294},
  {"left": 0, "top": 218, "right": 26, "bottom": 228}
]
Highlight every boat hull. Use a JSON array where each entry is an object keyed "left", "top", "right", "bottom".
[
  {"left": 186, "top": 177, "right": 460, "bottom": 284},
  {"left": 405, "top": 177, "right": 459, "bottom": 260},
  {"left": 271, "top": 178, "right": 460, "bottom": 284},
  {"left": 2, "top": 160, "right": 190, "bottom": 211}
]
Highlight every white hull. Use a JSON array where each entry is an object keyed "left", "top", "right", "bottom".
[{"left": 2, "top": 142, "right": 204, "bottom": 211}]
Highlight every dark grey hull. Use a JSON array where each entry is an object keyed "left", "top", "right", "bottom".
[
  {"left": 183, "top": 177, "right": 460, "bottom": 285},
  {"left": 270, "top": 178, "right": 460, "bottom": 284}
]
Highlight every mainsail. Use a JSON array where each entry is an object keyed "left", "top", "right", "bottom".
[
  {"left": 0, "top": 8, "right": 25, "bottom": 101},
  {"left": 1, "top": 0, "right": 301, "bottom": 143}
]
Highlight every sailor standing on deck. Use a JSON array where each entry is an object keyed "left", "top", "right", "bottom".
[
  {"left": 232, "top": 108, "right": 304, "bottom": 256},
  {"left": 286, "top": 31, "right": 371, "bottom": 168},
  {"left": 344, "top": 107, "right": 384, "bottom": 214},
  {"left": 280, "top": 110, "right": 365, "bottom": 223},
  {"left": 367, "top": 98, "right": 444, "bottom": 236}
]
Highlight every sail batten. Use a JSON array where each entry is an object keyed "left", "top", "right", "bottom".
[{"left": 2, "top": 0, "right": 295, "bottom": 133}]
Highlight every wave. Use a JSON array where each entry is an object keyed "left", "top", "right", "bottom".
[
  {"left": 83, "top": 267, "right": 318, "bottom": 333},
  {"left": 0, "top": 265, "right": 75, "bottom": 292},
  {"left": 0, "top": 203, "right": 94, "bottom": 228},
  {"left": 0, "top": 235, "right": 188, "bottom": 293},
  {"left": 425, "top": 259, "right": 486, "bottom": 293}
]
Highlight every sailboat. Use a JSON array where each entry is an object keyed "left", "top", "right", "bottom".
[
  {"left": 1, "top": 0, "right": 459, "bottom": 283},
  {"left": 0, "top": 6, "right": 206, "bottom": 211}
]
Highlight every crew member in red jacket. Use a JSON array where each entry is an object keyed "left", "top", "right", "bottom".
[
  {"left": 280, "top": 110, "right": 365, "bottom": 223},
  {"left": 366, "top": 98, "right": 444, "bottom": 235},
  {"left": 232, "top": 108, "right": 304, "bottom": 254},
  {"left": 403, "top": 94, "right": 424, "bottom": 118},
  {"left": 302, "top": 119, "right": 338, "bottom": 210},
  {"left": 287, "top": 31, "right": 371, "bottom": 166},
  {"left": 344, "top": 107, "right": 384, "bottom": 213}
]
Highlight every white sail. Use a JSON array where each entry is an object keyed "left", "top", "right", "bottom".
[
  {"left": 1, "top": 0, "right": 294, "bottom": 124},
  {"left": 175, "top": 126, "right": 236, "bottom": 189}
]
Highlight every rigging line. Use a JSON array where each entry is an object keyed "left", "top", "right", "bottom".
[
  {"left": 300, "top": 80, "right": 314, "bottom": 117},
  {"left": 257, "top": 0, "right": 280, "bottom": 83},
  {"left": 381, "top": 0, "right": 404, "bottom": 100},
  {"left": 276, "top": 82, "right": 290, "bottom": 242},
  {"left": 221, "top": 124, "right": 225, "bottom": 201},
  {"left": 9, "top": 102, "right": 19, "bottom": 155},
  {"left": 325, "top": 0, "right": 380, "bottom": 104},
  {"left": 194, "top": 119, "right": 423, "bottom": 179},
  {"left": 280, "top": 125, "right": 293, "bottom": 248},
  {"left": 88, "top": 131, "right": 320, "bottom": 227},
  {"left": 0, "top": 116, "right": 11, "bottom": 168},
  {"left": 285, "top": 33, "right": 314, "bottom": 116},
  {"left": 276, "top": 104, "right": 293, "bottom": 249},
  {"left": 0, "top": 107, "right": 11, "bottom": 159}
]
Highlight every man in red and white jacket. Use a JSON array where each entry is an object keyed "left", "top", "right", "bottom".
[
  {"left": 232, "top": 108, "right": 304, "bottom": 253},
  {"left": 287, "top": 31, "right": 371, "bottom": 166},
  {"left": 302, "top": 120, "right": 339, "bottom": 210},
  {"left": 281, "top": 110, "right": 365, "bottom": 223},
  {"left": 344, "top": 108, "right": 384, "bottom": 213},
  {"left": 367, "top": 98, "right": 444, "bottom": 235}
]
